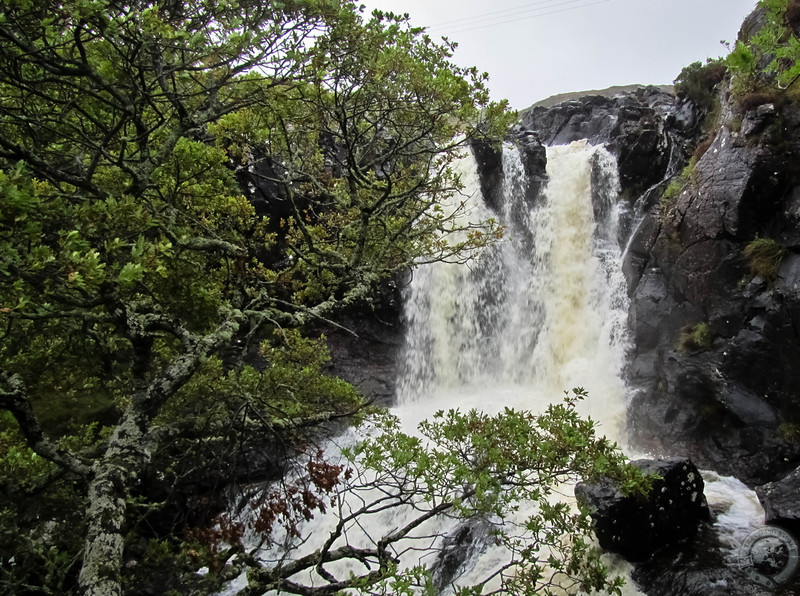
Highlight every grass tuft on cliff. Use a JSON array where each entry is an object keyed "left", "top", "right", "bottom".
[
  {"left": 677, "top": 322, "right": 713, "bottom": 353},
  {"left": 744, "top": 237, "right": 787, "bottom": 282}
]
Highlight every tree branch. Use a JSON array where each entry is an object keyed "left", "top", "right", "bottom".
[{"left": 0, "top": 372, "right": 91, "bottom": 477}]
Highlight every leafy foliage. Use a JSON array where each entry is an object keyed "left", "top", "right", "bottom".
[
  {"left": 726, "top": 0, "right": 800, "bottom": 93},
  {"left": 0, "top": 0, "right": 514, "bottom": 593},
  {"left": 660, "top": 158, "right": 698, "bottom": 216},
  {"left": 674, "top": 59, "right": 727, "bottom": 112},
  {"left": 0, "top": 1, "right": 633, "bottom": 594},
  {"left": 677, "top": 322, "right": 713, "bottom": 353},
  {"left": 214, "top": 389, "right": 649, "bottom": 595},
  {"left": 0, "top": 411, "right": 95, "bottom": 593}
]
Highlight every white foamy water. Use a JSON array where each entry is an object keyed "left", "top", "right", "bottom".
[
  {"left": 398, "top": 140, "right": 630, "bottom": 444},
  {"left": 388, "top": 140, "right": 640, "bottom": 594},
  {"left": 703, "top": 470, "right": 765, "bottom": 550}
]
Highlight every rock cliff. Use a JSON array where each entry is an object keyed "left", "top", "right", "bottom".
[
  {"left": 626, "top": 87, "right": 800, "bottom": 485},
  {"left": 486, "top": 81, "right": 800, "bottom": 594}
]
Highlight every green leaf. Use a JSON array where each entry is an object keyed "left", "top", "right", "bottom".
[{"left": 117, "top": 262, "right": 143, "bottom": 284}]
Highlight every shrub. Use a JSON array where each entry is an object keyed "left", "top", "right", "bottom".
[
  {"left": 744, "top": 237, "right": 787, "bottom": 282},
  {"left": 674, "top": 59, "right": 727, "bottom": 112},
  {"left": 677, "top": 322, "right": 713, "bottom": 352},
  {"left": 726, "top": 0, "right": 800, "bottom": 94},
  {"left": 778, "top": 422, "right": 800, "bottom": 440},
  {"left": 692, "top": 131, "right": 717, "bottom": 162},
  {"left": 661, "top": 179, "right": 684, "bottom": 212}
]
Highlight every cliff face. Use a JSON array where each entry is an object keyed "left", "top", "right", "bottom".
[
  {"left": 520, "top": 86, "right": 694, "bottom": 200},
  {"left": 509, "top": 84, "right": 800, "bottom": 486},
  {"left": 628, "top": 90, "right": 800, "bottom": 484}
]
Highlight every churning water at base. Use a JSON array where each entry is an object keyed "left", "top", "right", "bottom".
[{"left": 397, "top": 140, "right": 630, "bottom": 442}]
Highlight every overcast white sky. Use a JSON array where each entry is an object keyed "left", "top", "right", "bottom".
[{"left": 358, "top": 0, "right": 759, "bottom": 109}]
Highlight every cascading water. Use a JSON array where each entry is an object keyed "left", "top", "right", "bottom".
[
  {"left": 384, "top": 139, "right": 641, "bottom": 593},
  {"left": 218, "top": 141, "right": 639, "bottom": 595},
  {"left": 397, "top": 140, "right": 630, "bottom": 442}
]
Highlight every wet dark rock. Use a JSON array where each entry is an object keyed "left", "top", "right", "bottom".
[
  {"left": 319, "top": 278, "right": 405, "bottom": 408},
  {"left": 575, "top": 458, "right": 709, "bottom": 562},
  {"left": 430, "top": 518, "right": 491, "bottom": 591},
  {"left": 627, "top": 338, "right": 795, "bottom": 484},
  {"left": 627, "top": 268, "right": 702, "bottom": 355},
  {"left": 621, "top": 191, "right": 664, "bottom": 290},
  {"left": 664, "top": 126, "right": 787, "bottom": 248},
  {"left": 630, "top": 521, "right": 761, "bottom": 596},
  {"left": 742, "top": 103, "right": 777, "bottom": 137},
  {"left": 756, "top": 466, "right": 800, "bottom": 537},
  {"left": 470, "top": 133, "right": 548, "bottom": 252},
  {"left": 470, "top": 139, "right": 504, "bottom": 214},
  {"left": 516, "top": 130, "right": 547, "bottom": 173},
  {"left": 521, "top": 86, "right": 682, "bottom": 199},
  {"left": 236, "top": 149, "right": 290, "bottom": 220},
  {"left": 515, "top": 130, "right": 548, "bottom": 206},
  {"left": 670, "top": 97, "right": 702, "bottom": 134},
  {"left": 470, "top": 132, "right": 548, "bottom": 221},
  {"left": 621, "top": 84, "right": 800, "bottom": 485}
]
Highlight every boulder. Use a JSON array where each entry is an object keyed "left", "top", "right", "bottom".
[
  {"left": 515, "top": 130, "right": 548, "bottom": 207},
  {"left": 575, "top": 458, "right": 710, "bottom": 562},
  {"left": 429, "top": 518, "right": 491, "bottom": 591},
  {"left": 630, "top": 521, "right": 759, "bottom": 596},
  {"left": 756, "top": 466, "right": 800, "bottom": 537}
]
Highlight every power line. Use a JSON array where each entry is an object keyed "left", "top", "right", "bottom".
[
  {"left": 440, "top": 0, "right": 610, "bottom": 34},
  {"left": 426, "top": 0, "right": 563, "bottom": 28},
  {"left": 427, "top": 0, "right": 611, "bottom": 35}
]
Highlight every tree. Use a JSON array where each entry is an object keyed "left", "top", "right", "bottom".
[
  {"left": 218, "top": 390, "right": 647, "bottom": 596},
  {"left": 673, "top": 59, "right": 727, "bottom": 113},
  {"left": 0, "top": 0, "right": 512, "bottom": 593}
]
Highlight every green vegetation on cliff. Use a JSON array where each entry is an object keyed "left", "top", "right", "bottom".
[
  {"left": 744, "top": 237, "right": 787, "bottom": 282},
  {"left": 727, "top": 0, "right": 800, "bottom": 94},
  {"left": 674, "top": 59, "right": 727, "bottom": 113}
]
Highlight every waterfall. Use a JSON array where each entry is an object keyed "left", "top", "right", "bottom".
[
  {"left": 218, "top": 140, "right": 766, "bottom": 596},
  {"left": 397, "top": 140, "right": 630, "bottom": 443},
  {"left": 217, "top": 141, "right": 640, "bottom": 595},
  {"left": 389, "top": 140, "right": 766, "bottom": 592}
]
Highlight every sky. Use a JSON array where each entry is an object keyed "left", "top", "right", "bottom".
[{"left": 358, "top": 0, "right": 759, "bottom": 110}]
